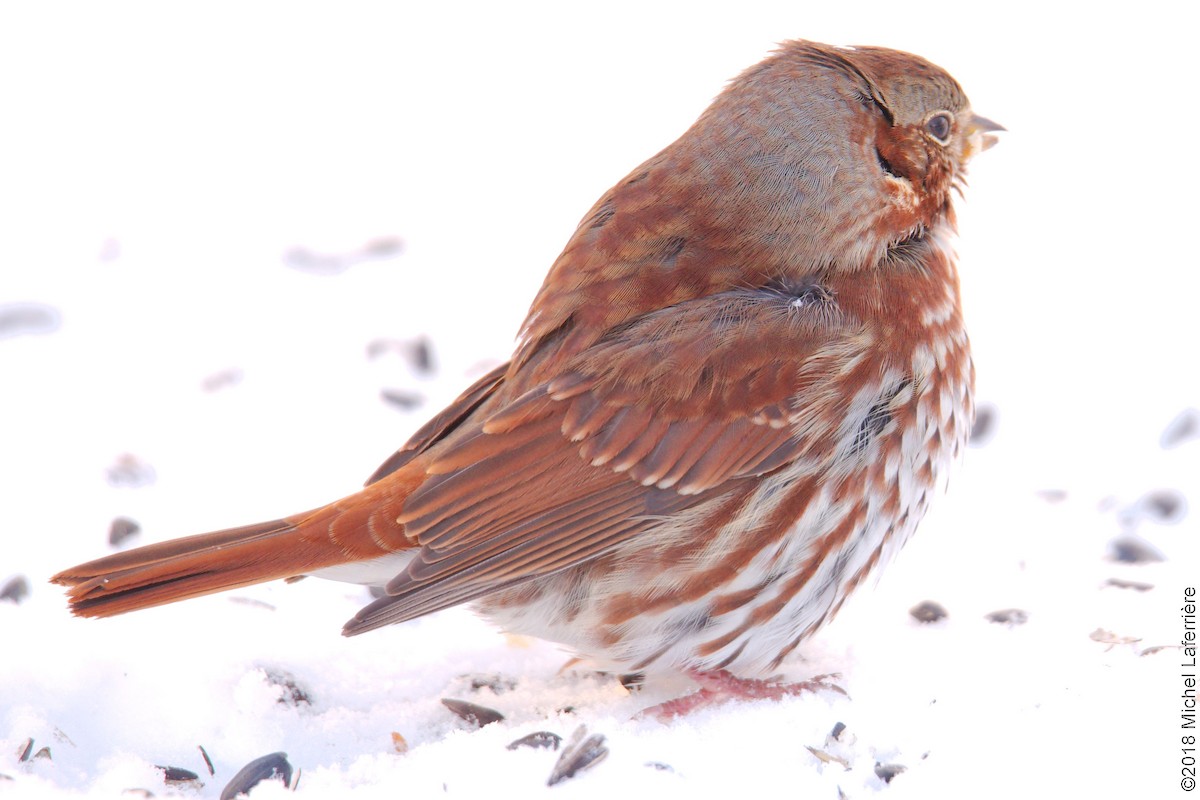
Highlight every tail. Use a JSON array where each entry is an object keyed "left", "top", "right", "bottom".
[{"left": 51, "top": 480, "right": 414, "bottom": 618}]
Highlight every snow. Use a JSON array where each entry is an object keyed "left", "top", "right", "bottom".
[{"left": 2, "top": 2, "right": 1198, "bottom": 797}]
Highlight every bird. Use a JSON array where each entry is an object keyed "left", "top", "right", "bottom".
[{"left": 53, "top": 39, "right": 1000, "bottom": 713}]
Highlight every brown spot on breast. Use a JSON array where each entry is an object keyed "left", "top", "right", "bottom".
[{"left": 710, "top": 584, "right": 769, "bottom": 617}]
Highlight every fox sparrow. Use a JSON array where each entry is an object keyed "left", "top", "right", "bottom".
[{"left": 54, "top": 40, "right": 1000, "bottom": 708}]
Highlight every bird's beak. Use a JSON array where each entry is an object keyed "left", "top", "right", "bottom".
[{"left": 964, "top": 113, "right": 1004, "bottom": 158}]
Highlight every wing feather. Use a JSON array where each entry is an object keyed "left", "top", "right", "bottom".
[{"left": 343, "top": 286, "right": 859, "bottom": 636}]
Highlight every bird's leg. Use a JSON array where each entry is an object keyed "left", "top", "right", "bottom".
[{"left": 637, "top": 669, "right": 846, "bottom": 721}]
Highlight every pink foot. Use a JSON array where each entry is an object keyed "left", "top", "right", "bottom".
[{"left": 636, "top": 670, "right": 846, "bottom": 721}]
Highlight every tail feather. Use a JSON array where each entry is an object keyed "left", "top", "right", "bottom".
[
  {"left": 52, "top": 478, "right": 417, "bottom": 618},
  {"left": 52, "top": 518, "right": 308, "bottom": 617}
]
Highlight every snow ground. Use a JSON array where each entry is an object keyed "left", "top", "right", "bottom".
[{"left": 2, "top": 3, "right": 1198, "bottom": 798}]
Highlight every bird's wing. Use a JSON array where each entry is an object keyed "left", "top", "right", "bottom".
[
  {"left": 365, "top": 361, "right": 511, "bottom": 485},
  {"left": 344, "top": 284, "right": 861, "bottom": 634}
]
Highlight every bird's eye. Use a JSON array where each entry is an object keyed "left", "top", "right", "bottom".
[{"left": 925, "top": 112, "right": 953, "bottom": 144}]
